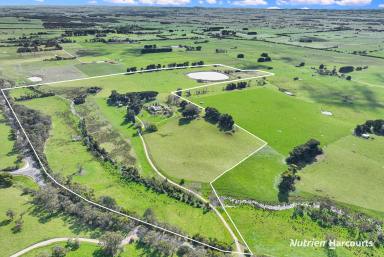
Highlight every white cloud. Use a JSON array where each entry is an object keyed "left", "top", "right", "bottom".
[
  {"left": 233, "top": 0, "right": 267, "bottom": 5},
  {"left": 35, "top": 0, "right": 44, "bottom": 2},
  {"left": 277, "top": 0, "right": 371, "bottom": 5},
  {"left": 105, "top": 0, "right": 135, "bottom": 3},
  {"left": 301, "top": 6, "right": 309, "bottom": 8},
  {"left": 106, "top": 0, "right": 190, "bottom": 4},
  {"left": 88, "top": 0, "right": 98, "bottom": 3},
  {"left": 267, "top": 5, "right": 281, "bottom": 8},
  {"left": 206, "top": 0, "right": 217, "bottom": 3},
  {"left": 379, "top": 3, "right": 384, "bottom": 7}
]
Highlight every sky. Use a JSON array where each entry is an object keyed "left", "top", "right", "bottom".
[{"left": 2, "top": 0, "right": 384, "bottom": 9}]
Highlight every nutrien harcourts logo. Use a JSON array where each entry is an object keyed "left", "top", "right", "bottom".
[{"left": 290, "top": 239, "right": 374, "bottom": 249}]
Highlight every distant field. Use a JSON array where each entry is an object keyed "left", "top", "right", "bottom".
[
  {"left": 144, "top": 116, "right": 264, "bottom": 183},
  {"left": 192, "top": 86, "right": 352, "bottom": 155},
  {"left": 297, "top": 135, "right": 384, "bottom": 213}
]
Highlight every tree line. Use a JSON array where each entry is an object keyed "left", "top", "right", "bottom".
[
  {"left": 278, "top": 139, "right": 323, "bottom": 202},
  {"left": 14, "top": 87, "right": 55, "bottom": 102},
  {"left": 126, "top": 60, "right": 205, "bottom": 73},
  {"left": 224, "top": 81, "right": 249, "bottom": 91}
]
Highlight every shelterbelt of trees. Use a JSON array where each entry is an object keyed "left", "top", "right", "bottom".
[{"left": 278, "top": 139, "right": 323, "bottom": 202}]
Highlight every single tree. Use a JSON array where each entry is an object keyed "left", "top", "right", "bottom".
[
  {"left": 6, "top": 209, "right": 15, "bottom": 221},
  {"left": 218, "top": 114, "right": 234, "bottom": 131},
  {"left": 182, "top": 104, "right": 200, "bottom": 119},
  {"left": 51, "top": 246, "right": 66, "bottom": 257},
  {"left": 99, "top": 231, "right": 124, "bottom": 256}
]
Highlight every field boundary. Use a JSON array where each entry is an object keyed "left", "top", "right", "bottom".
[{"left": 2, "top": 63, "right": 273, "bottom": 256}]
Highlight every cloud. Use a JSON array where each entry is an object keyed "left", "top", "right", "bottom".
[
  {"left": 35, "top": 0, "right": 44, "bottom": 2},
  {"left": 379, "top": 3, "right": 384, "bottom": 7},
  {"left": 105, "top": 0, "right": 135, "bottom": 3},
  {"left": 301, "top": 6, "right": 309, "bottom": 8},
  {"left": 88, "top": 0, "right": 98, "bottom": 3},
  {"left": 106, "top": 0, "right": 190, "bottom": 4},
  {"left": 277, "top": 0, "right": 371, "bottom": 5},
  {"left": 206, "top": 0, "right": 217, "bottom": 3},
  {"left": 233, "top": 0, "right": 267, "bottom": 5},
  {"left": 267, "top": 5, "right": 281, "bottom": 8}
]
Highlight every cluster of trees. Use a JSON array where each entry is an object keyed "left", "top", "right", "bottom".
[
  {"left": 14, "top": 88, "right": 55, "bottom": 102},
  {"left": 192, "top": 234, "right": 232, "bottom": 252},
  {"left": 16, "top": 39, "right": 62, "bottom": 53},
  {"left": 137, "top": 226, "right": 230, "bottom": 257},
  {"left": 224, "top": 81, "right": 249, "bottom": 91},
  {"left": 0, "top": 172, "right": 13, "bottom": 188},
  {"left": 33, "top": 239, "right": 80, "bottom": 257},
  {"left": 182, "top": 45, "right": 202, "bottom": 51},
  {"left": 73, "top": 87, "right": 102, "bottom": 105},
  {"left": 13, "top": 104, "right": 51, "bottom": 155},
  {"left": 107, "top": 90, "right": 158, "bottom": 114},
  {"left": 141, "top": 44, "right": 172, "bottom": 54},
  {"left": 278, "top": 139, "right": 322, "bottom": 202},
  {"left": 204, "top": 107, "right": 235, "bottom": 132},
  {"left": 121, "top": 166, "right": 209, "bottom": 210},
  {"left": 286, "top": 139, "right": 323, "bottom": 168},
  {"left": 30, "top": 184, "right": 132, "bottom": 232},
  {"left": 292, "top": 203, "right": 384, "bottom": 248},
  {"left": 5, "top": 208, "right": 24, "bottom": 233},
  {"left": 316, "top": 64, "right": 353, "bottom": 80},
  {"left": 258, "top": 53, "right": 272, "bottom": 62},
  {"left": 354, "top": 119, "right": 384, "bottom": 137},
  {"left": 237, "top": 53, "right": 244, "bottom": 58}
]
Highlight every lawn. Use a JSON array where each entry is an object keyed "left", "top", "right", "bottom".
[
  {"left": 297, "top": 135, "right": 384, "bottom": 213},
  {"left": 213, "top": 146, "right": 286, "bottom": 203},
  {"left": 143, "top": 116, "right": 264, "bottom": 183},
  {"left": 14, "top": 95, "right": 233, "bottom": 244},
  {"left": 0, "top": 112, "right": 20, "bottom": 171},
  {"left": 192, "top": 86, "right": 353, "bottom": 155},
  {"left": 0, "top": 177, "right": 91, "bottom": 257}
]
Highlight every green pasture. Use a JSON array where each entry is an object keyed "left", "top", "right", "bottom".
[
  {"left": 13, "top": 95, "right": 233, "bottom": 244},
  {"left": 297, "top": 135, "right": 384, "bottom": 213},
  {"left": 228, "top": 206, "right": 384, "bottom": 257},
  {"left": 0, "top": 113, "right": 20, "bottom": 170},
  {"left": 213, "top": 146, "right": 286, "bottom": 203},
  {"left": 0, "top": 177, "right": 91, "bottom": 257},
  {"left": 21, "top": 241, "right": 150, "bottom": 257},
  {"left": 143, "top": 116, "right": 264, "bottom": 183},
  {"left": 192, "top": 86, "right": 352, "bottom": 155}
]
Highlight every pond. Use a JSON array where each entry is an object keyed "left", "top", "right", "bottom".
[{"left": 186, "top": 71, "right": 229, "bottom": 81}]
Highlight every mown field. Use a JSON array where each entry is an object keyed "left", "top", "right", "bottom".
[{"left": 144, "top": 116, "right": 264, "bottom": 183}]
